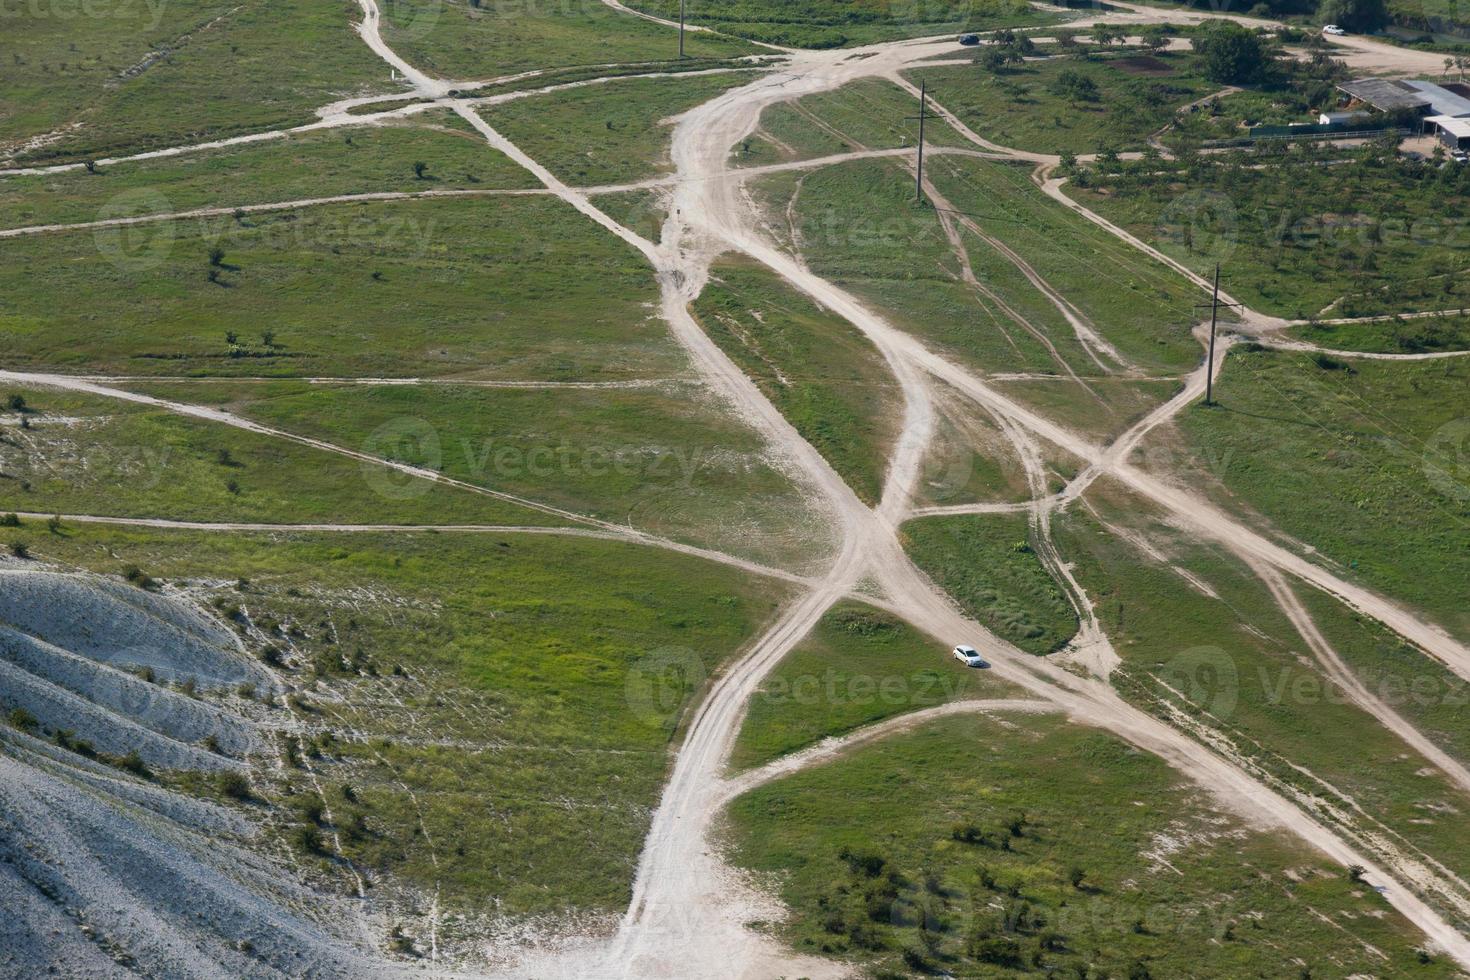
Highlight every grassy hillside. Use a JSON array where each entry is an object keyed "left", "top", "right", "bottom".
[
  {"left": 726, "top": 711, "right": 1457, "bottom": 977},
  {"left": 0, "top": 113, "right": 537, "bottom": 230},
  {"left": 26, "top": 524, "right": 790, "bottom": 920},
  {"left": 1, "top": 0, "right": 391, "bottom": 165},
  {"left": 624, "top": 0, "right": 1059, "bottom": 47},
  {"left": 0, "top": 196, "right": 684, "bottom": 380},
  {"left": 1173, "top": 347, "right": 1470, "bottom": 642}
]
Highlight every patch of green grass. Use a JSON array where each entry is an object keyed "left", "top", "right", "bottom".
[
  {"left": 0, "top": 113, "right": 537, "bottom": 230},
  {"left": 0, "top": 385, "right": 558, "bottom": 527},
  {"left": 739, "top": 77, "right": 967, "bottom": 165},
  {"left": 915, "top": 391, "right": 1037, "bottom": 507},
  {"left": 589, "top": 186, "right": 668, "bottom": 240},
  {"left": 0, "top": 0, "right": 391, "bottom": 165},
  {"left": 693, "top": 258, "right": 900, "bottom": 504},
  {"left": 625, "top": 0, "right": 1058, "bottom": 48},
  {"left": 28, "top": 524, "right": 790, "bottom": 919},
  {"left": 1287, "top": 314, "right": 1470, "bottom": 354},
  {"left": 381, "top": 0, "right": 758, "bottom": 79},
  {"left": 990, "top": 376, "right": 1186, "bottom": 445},
  {"left": 925, "top": 154, "right": 1204, "bottom": 374},
  {"left": 1056, "top": 497, "right": 1470, "bottom": 900},
  {"left": 725, "top": 711, "right": 1455, "bottom": 978},
  {"left": 903, "top": 513, "right": 1078, "bottom": 655},
  {"left": 731, "top": 601, "right": 1019, "bottom": 770},
  {"left": 915, "top": 50, "right": 1217, "bottom": 156},
  {"left": 1172, "top": 347, "right": 1470, "bottom": 642},
  {"left": 0, "top": 196, "right": 684, "bottom": 380},
  {"left": 484, "top": 70, "right": 758, "bottom": 186},
  {"left": 128, "top": 379, "right": 831, "bottom": 571},
  {"left": 1299, "top": 588, "right": 1470, "bottom": 770},
  {"left": 1072, "top": 146, "right": 1470, "bottom": 319},
  {"left": 753, "top": 161, "right": 1089, "bottom": 381}
]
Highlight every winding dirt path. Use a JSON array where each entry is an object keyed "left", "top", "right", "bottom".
[{"left": 10, "top": 0, "right": 1469, "bottom": 974}]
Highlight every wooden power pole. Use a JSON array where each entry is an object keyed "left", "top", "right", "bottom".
[
  {"left": 912, "top": 80, "right": 929, "bottom": 203},
  {"left": 1195, "top": 264, "right": 1241, "bottom": 407}
]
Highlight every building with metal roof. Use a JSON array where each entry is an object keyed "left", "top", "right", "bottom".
[
  {"left": 1400, "top": 80, "right": 1470, "bottom": 118},
  {"left": 1337, "top": 78, "right": 1434, "bottom": 114}
]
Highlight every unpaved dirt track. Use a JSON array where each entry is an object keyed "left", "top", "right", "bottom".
[{"left": 9, "top": 0, "right": 1470, "bottom": 974}]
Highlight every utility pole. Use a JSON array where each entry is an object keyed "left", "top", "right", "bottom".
[
  {"left": 1205, "top": 264, "right": 1220, "bottom": 406},
  {"left": 679, "top": 0, "right": 686, "bottom": 59},
  {"left": 1194, "top": 264, "right": 1241, "bottom": 406},
  {"left": 911, "top": 80, "right": 929, "bottom": 203}
]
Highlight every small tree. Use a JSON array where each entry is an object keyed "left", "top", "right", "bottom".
[
  {"left": 1068, "top": 866, "right": 1086, "bottom": 889},
  {"left": 208, "top": 246, "right": 226, "bottom": 267},
  {"left": 1194, "top": 20, "right": 1271, "bottom": 85},
  {"left": 413, "top": 160, "right": 428, "bottom": 180},
  {"left": 9, "top": 541, "right": 29, "bottom": 559},
  {"left": 260, "top": 329, "right": 275, "bottom": 348},
  {"left": 7, "top": 394, "right": 26, "bottom": 412}
]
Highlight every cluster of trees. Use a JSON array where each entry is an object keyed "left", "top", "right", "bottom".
[{"left": 1080, "top": 137, "right": 1470, "bottom": 316}]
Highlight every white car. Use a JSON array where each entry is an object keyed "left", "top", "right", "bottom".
[
  {"left": 1323, "top": 24, "right": 1347, "bottom": 36},
  {"left": 953, "top": 644, "right": 989, "bottom": 668}
]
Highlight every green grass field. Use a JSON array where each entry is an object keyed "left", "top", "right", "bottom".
[
  {"left": 1, "top": 0, "right": 392, "bottom": 165},
  {"left": 903, "top": 513, "right": 1079, "bottom": 655},
  {"left": 0, "top": 384, "right": 561, "bottom": 527},
  {"left": 725, "top": 711, "right": 1455, "bottom": 977},
  {"left": 913, "top": 50, "right": 1218, "bottom": 156},
  {"left": 1055, "top": 497, "right": 1470, "bottom": 904},
  {"left": 1072, "top": 147, "right": 1470, "bottom": 319},
  {"left": 125, "top": 378, "right": 832, "bottom": 571},
  {"left": 915, "top": 390, "right": 1038, "bottom": 506},
  {"left": 1287, "top": 314, "right": 1470, "bottom": 354},
  {"left": 624, "top": 0, "right": 1059, "bottom": 48},
  {"left": 737, "top": 77, "right": 966, "bottom": 166},
  {"left": 693, "top": 258, "right": 900, "bottom": 504},
  {"left": 20, "top": 523, "right": 790, "bottom": 921},
  {"left": 381, "top": 0, "right": 758, "bottom": 80},
  {"left": 484, "top": 70, "right": 760, "bottom": 186},
  {"left": 925, "top": 154, "right": 1205, "bottom": 374},
  {"left": 0, "top": 112, "right": 537, "bottom": 230},
  {"left": 1171, "top": 347, "right": 1470, "bottom": 642},
  {"left": 755, "top": 160, "right": 1094, "bottom": 380},
  {"left": 0, "top": 195, "right": 686, "bottom": 380},
  {"left": 730, "top": 601, "right": 1019, "bottom": 770}
]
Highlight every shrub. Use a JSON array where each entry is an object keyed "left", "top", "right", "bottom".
[
  {"left": 117, "top": 751, "right": 151, "bottom": 779},
  {"left": 290, "top": 824, "right": 324, "bottom": 855},
  {"left": 7, "top": 707, "right": 39, "bottom": 731},
  {"left": 9, "top": 541, "right": 29, "bottom": 559},
  {"left": 217, "top": 771, "right": 252, "bottom": 800}
]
